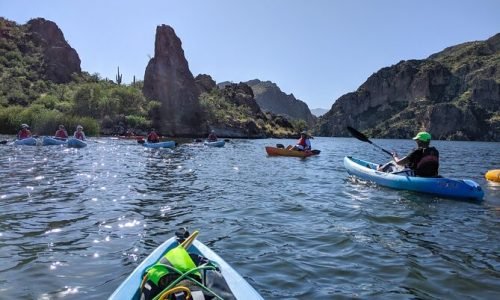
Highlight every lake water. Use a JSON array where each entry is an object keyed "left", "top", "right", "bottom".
[{"left": 0, "top": 136, "right": 499, "bottom": 299}]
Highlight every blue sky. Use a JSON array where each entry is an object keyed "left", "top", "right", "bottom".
[{"left": 2, "top": 0, "right": 499, "bottom": 109}]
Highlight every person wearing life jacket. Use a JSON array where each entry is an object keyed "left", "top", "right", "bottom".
[
  {"left": 207, "top": 130, "right": 217, "bottom": 142},
  {"left": 379, "top": 131, "right": 439, "bottom": 177},
  {"left": 147, "top": 128, "right": 160, "bottom": 143},
  {"left": 17, "top": 124, "right": 32, "bottom": 140},
  {"left": 73, "top": 125, "right": 86, "bottom": 141},
  {"left": 54, "top": 125, "right": 68, "bottom": 140},
  {"left": 293, "top": 131, "right": 311, "bottom": 151}
]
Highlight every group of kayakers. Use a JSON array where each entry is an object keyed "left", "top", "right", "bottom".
[{"left": 16, "top": 124, "right": 87, "bottom": 141}]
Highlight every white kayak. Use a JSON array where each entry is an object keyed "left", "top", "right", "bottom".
[{"left": 109, "top": 231, "right": 262, "bottom": 300}]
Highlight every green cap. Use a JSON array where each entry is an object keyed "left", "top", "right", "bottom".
[{"left": 413, "top": 131, "right": 431, "bottom": 142}]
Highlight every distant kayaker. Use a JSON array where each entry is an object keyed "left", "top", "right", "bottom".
[
  {"left": 73, "top": 125, "right": 86, "bottom": 141},
  {"left": 147, "top": 128, "right": 160, "bottom": 143},
  {"left": 54, "top": 125, "right": 68, "bottom": 140},
  {"left": 292, "top": 131, "right": 312, "bottom": 151},
  {"left": 17, "top": 124, "right": 32, "bottom": 140},
  {"left": 207, "top": 130, "right": 218, "bottom": 141},
  {"left": 378, "top": 131, "right": 439, "bottom": 177}
]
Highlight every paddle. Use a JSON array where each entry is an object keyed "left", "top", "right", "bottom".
[
  {"left": 180, "top": 230, "right": 199, "bottom": 249},
  {"left": 0, "top": 140, "right": 7, "bottom": 145},
  {"left": 346, "top": 126, "right": 393, "bottom": 157}
]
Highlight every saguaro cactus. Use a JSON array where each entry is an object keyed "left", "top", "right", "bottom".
[{"left": 116, "top": 66, "right": 122, "bottom": 85}]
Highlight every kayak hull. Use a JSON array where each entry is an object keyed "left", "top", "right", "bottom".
[
  {"left": 265, "top": 146, "right": 318, "bottom": 157},
  {"left": 14, "top": 137, "right": 37, "bottom": 146},
  {"left": 485, "top": 169, "right": 500, "bottom": 182},
  {"left": 42, "top": 136, "right": 67, "bottom": 146},
  {"left": 344, "top": 156, "right": 484, "bottom": 200},
  {"left": 204, "top": 140, "right": 225, "bottom": 147},
  {"left": 108, "top": 236, "right": 263, "bottom": 300},
  {"left": 142, "top": 140, "right": 175, "bottom": 148},
  {"left": 67, "top": 138, "right": 87, "bottom": 148}
]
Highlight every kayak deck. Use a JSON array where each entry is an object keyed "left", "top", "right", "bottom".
[{"left": 109, "top": 236, "right": 262, "bottom": 300}]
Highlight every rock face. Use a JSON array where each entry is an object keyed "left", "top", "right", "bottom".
[
  {"left": 242, "top": 79, "right": 316, "bottom": 128},
  {"left": 143, "top": 25, "right": 203, "bottom": 136},
  {"left": 26, "top": 18, "right": 81, "bottom": 83},
  {"left": 195, "top": 74, "right": 216, "bottom": 94},
  {"left": 316, "top": 33, "right": 500, "bottom": 141},
  {"left": 221, "top": 83, "right": 262, "bottom": 114}
]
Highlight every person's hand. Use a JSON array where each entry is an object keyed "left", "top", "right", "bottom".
[{"left": 391, "top": 151, "right": 398, "bottom": 159}]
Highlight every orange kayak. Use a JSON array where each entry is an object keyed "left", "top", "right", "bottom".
[
  {"left": 485, "top": 169, "right": 500, "bottom": 182},
  {"left": 265, "top": 146, "right": 320, "bottom": 157}
]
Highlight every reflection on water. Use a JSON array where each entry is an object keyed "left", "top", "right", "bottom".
[{"left": 0, "top": 137, "right": 499, "bottom": 299}]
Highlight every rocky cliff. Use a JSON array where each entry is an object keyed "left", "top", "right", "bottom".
[
  {"left": 316, "top": 33, "right": 500, "bottom": 141},
  {"left": 26, "top": 18, "right": 81, "bottom": 83},
  {"left": 0, "top": 17, "right": 81, "bottom": 85},
  {"left": 227, "top": 79, "right": 316, "bottom": 128},
  {"left": 143, "top": 25, "right": 203, "bottom": 136}
]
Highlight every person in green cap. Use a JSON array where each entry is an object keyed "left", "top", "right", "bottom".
[{"left": 378, "top": 131, "right": 439, "bottom": 177}]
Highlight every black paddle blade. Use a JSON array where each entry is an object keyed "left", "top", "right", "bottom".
[
  {"left": 0, "top": 140, "right": 7, "bottom": 144},
  {"left": 346, "top": 126, "right": 371, "bottom": 143},
  {"left": 311, "top": 150, "right": 321, "bottom": 155},
  {"left": 276, "top": 144, "right": 285, "bottom": 149},
  {"left": 137, "top": 139, "right": 145, "bottom": 144}
]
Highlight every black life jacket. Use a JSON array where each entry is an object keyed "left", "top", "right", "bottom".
[{"left": 415, "top": 147, "right": 439, "bottom": 177}]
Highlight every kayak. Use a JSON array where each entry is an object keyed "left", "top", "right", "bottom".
[
  {"left": 204, "top": 140, "right": 225, "bottom": 147},
  {"left": 142, "top": 140, "right": 176, "bottom": 149},
  {"left": 485, "top": 169, "right": 500, "bottom": 182},
  {"left": 265, "top": 146, "right": 320, "bottom": 157},
  {"left": 14, "top": 137, "right": 37, "bottom": 146},
  {"left": 344, "top": 156, "right": 484, "bottom": 200},
  {"left": 109, "top": 230, "right": 263, "bottom": 300},
  {"left": 67, "top": 138, "right": 87, "bottom": 148},
  {"left": 42, "top": 136, "right": 67, "bottom": 146}
]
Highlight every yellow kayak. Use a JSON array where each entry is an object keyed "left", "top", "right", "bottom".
[{"left": 485, "top": 169, "right": 500, "bottom": 182}]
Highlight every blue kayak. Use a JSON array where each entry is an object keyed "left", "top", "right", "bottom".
[
  {"left": 109, "top": 232, "right": 263, "bottom": 300},
  {"left": 204, "top": 140, "right": 225, "bottom": 147},
  {"left": 42, "top": 136, "right": 67, "bottom": 146},
  {"left": 67, "top": 138, "right": 87, "bottom": 148},
  {"left": 142, "top": 140, "right": 175, "bottom": 149},
  {"left": 14, "top": 137, "right": 37, "bottom": 146},
  {"left": 344, "top": 156, "right": 484, "bottom": 200}
]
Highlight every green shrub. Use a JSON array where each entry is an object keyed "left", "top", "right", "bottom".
[{"left": 125, "top": 115, "right": 151, "bottom": 129}]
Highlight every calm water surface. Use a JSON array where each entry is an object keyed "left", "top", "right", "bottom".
[{"left": 0, "top": 136, "right": 499, "bottom": 299}]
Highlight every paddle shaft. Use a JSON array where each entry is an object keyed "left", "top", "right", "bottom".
[{"left": 346, "top": 126, "right": 393, "bottom": 158}]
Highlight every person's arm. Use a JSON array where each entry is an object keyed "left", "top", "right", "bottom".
[
  {"left": 82, "top": 132, "right": 86, "bottom": 140},
  {"left": 393, "top": 149, "right": 417, "bottom": 166}
]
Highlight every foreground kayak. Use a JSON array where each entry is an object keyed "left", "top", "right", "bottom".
[
  {"left": 204, "top": 140, "right": 225, "bottom": 147},
  {"left": 109, "top": 230, "right": 263, "bottom": 300},
  {"left": 265, "top": 146, "right": 320, "bottom": 157},
  {"left": 42, "top": 136, "right": 67, "bottom": 146},
  {"left": 67, "top": 138, "right": 87, "bottom": 148},
  {"left": 14, "top": 137, "right": 37, "bottom": 146},
  {"left": 344, "top": 156, "right": 484, "bottom": 200},
  {"left": 485, "top": 169, "right": 500, "bottom": 182},
  {"left": 142, "top": 140, "right": 176, "bottom": 149}
]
